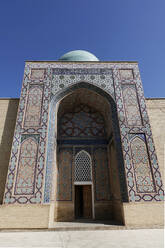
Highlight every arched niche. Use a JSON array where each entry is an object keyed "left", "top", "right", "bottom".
[{"left": 45, "top": 82, "right": 127, "bottom": 223}]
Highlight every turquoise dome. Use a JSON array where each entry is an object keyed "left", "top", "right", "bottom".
[{"left": 59, "top": 50, "right": 99, "bottom": 61}]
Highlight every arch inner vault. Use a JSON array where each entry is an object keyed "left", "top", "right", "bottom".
[{"left": 54, "top": 88, "right": 124, "bottom": 222}]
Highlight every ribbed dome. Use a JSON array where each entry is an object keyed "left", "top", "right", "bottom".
[{"left": 59, "top": 50, "right": 99, "bottom": 61}]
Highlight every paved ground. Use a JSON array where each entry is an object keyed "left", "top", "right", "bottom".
[{"left": 0, "top": 229, "right": 164, "bottom": 248}]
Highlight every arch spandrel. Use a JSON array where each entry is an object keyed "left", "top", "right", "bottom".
[{"left": 51, "top": 70, "right": 115, "bottom": 101}]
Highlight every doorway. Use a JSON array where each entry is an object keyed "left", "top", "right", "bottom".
[{"left": 75, "top": 185, "right": 92, "bottom": 219}]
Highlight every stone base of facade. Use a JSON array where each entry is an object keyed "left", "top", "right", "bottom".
[
  {"left": 54, "top": 201, "right": 114, "bottom": 222},
  {"left": 123, "top": 202, "right": 164, "bottom": 227},
  {"left": 94, "top": 202, "right": 113, "bottom": 220},
  {"left": 0, "top": 202, "right": 163, "bottom": 229},
  {"left": 55, "top": 202, "right": 75, "bottom": 222},
  {"left": 0, "top": 205, "right": 49, "bottom": 229}
]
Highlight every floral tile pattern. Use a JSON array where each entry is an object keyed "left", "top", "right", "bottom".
[
  {"left": 122, "top": 85, "right": 142, "bottom": 126},
  {"left": 130, "top": 135, "right": 155, "bottom": 193},
  {"left": 24, "top": 86, "right": 43, "bottom": 127},
  {"left": 14, "top": 137, "right": 38, "bottom": 195}
]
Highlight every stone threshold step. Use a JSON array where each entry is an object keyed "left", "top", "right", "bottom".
[{"left": 0, "top": 224, "right": 163, "bottom": 232}]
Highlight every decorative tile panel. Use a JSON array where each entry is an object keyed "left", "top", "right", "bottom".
[
  {"left": 122, "top": 85, "right": 142, "bottom": 126},
  {"left": 57, "top": 147, "right": 72, "bottom": 201},
  {"left": 24, "top": 86, "right": 43, "bottom": 127},
  {"left": 59, "top": 104, "right": 105, "bottom": 138},
  {"left": 93, "top": 147, "right": 111, "bottom": 201},
  {"left": 120, "top": 69, "right": 133, "bottom": 80},
  {"left": 51, "top": 68, "right": 114, "bottom": 99},
  {"left": 113, "top": 68, "right": 163, "bottom": 202},
  {"left": 14, "top": 137, "right": 38, "bottom": 195},
  {"left": 31, "top": 69, "right": 45, "bottom": 80},
  {"left": 4, "top": 65, "right": 51, "bottom": 204},
  {"left": 53, "top": 68, "right": 112, "bottom": 75},
  {"left": 130, "top": 135, "right": 155, "bottom": 193}
]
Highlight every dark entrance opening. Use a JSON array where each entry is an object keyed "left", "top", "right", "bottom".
[{"left": 75, "top": 185, "right": 92, "bottom": 219}]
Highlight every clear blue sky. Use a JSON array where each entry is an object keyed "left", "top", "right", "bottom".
[{"left": 0, "top": 0, "right": 165, "bottom": 98}]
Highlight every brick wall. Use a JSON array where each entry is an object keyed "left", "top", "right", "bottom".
[
  {"left": 146, "top": 99, "right": 165, "bottom": 185},
  {"left": 0, "top": 99, "right": 19, "bottom": 203}
]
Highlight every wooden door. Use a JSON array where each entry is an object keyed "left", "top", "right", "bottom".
[
  {"left": 83, "top": 185, "right": 92, "bottom": 219},
  {"left": 75, "top": 185, "right": 93, "bottom": 219},
  {"left": 75, "top": 186, "right": 83, "bottom": 218}
]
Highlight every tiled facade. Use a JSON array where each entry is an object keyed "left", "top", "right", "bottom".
[{"left": 3, "top": 61, "right": 164, "bottom": 206}]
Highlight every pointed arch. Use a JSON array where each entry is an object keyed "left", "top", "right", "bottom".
[
  {"left": 44, "top": 81, "right": 128, "bottom": 203},
  {"left": 54, "top": 81, "right": 116, "bottom": 105}
]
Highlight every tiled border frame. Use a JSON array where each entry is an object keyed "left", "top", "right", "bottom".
[
  {"left": 113, "top": 66, "right": 164, "bottom": 201},
  {"left": 3, "top": 61, "right": 164, "bottom": 204},
  {"left": 4, "top": 64, "right": 52, "bottom": 204}
]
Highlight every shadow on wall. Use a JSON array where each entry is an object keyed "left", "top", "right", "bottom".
[{"left": 0, "top": 99, "right": 19, "bottom": 204}]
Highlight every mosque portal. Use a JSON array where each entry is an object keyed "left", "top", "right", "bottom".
[{"left": 0, "top": 50, "right": 163, "bottom": 229}]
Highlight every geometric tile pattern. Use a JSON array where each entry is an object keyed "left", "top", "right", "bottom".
[
  {"left": 59, "top": 104, "right": 105, "bottom": 138},
  {"left": 74, "top": 150, "right": 92, "bottom": 182},
  {"left": 51, "top": 69, "right": 114, "bottom": 99},
  {"left": 31, "top": 69, "right": 45, "bottom": 80},
  {"left": 14, "top": 137, "right": 38, "bottom": 195},
  {"left": 122, "top": 85, "right": 142, "bottom": 126},
  {"left": 120, "top": 69, "right": 133, "bottom": 80},
  {"left": 52, "top": 68, "right": 112, "bottom": 75},
  {"left": 24, "top": 86, "right": 43, "bottom": 127},
  {"left": 93, "top": 147, "right": 111, "bottom": 201},
  {"left": 57, "top": 147, "right": 72, "bottom": 201},
  {"left": 130, "top": 136, "right": 155, "bottom": 193}
]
